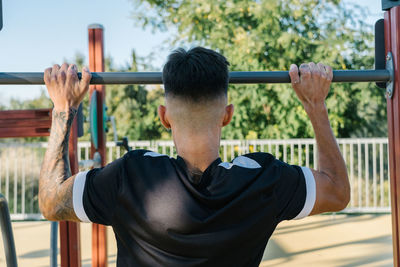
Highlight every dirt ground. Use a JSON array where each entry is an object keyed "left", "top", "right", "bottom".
[{"left": 0, "top": 214, "right": 393, "bottom": 267}]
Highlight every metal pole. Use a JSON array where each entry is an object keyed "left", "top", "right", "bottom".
[
  {"left": 88, "top": 24, "right": 108, "bottom": 267},
  {"left": 61, "top": 113, "right": 82, "bottom": 267},
  {"left": 385, "top": 5, "right": 400, "bottom": 266},
  {"left": 50, "top": 221, "right": 58, "bottom": 267},
  {"left": 0, "top": 194, "right": 18, "bottom": 267},
  {"left": 0, "top": 0, "right": 3, "bottom": 32},
  {"left": 0, "top": 69, "right": 391, "bottom": 85}
]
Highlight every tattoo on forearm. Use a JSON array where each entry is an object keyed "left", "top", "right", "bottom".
[{"left": 39, "top": 108, "right": 80, "bottom": 221}]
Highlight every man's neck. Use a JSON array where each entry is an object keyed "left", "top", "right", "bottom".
[{"left": 173, "top": 130, "right": 221, "bottom": 173}]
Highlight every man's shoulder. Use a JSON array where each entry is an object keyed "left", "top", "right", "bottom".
[
  {"left": 217, "top": 152, "right": 277, "bottom": 171},
  {"left": 239, "top": 152, "right": 276, "bottom": 166},
  {"left": 124, "top": 149, "right": 172, "bottom": 162},
  {"left": 118, "top": 150, "right": 175, "bottom": 179}
]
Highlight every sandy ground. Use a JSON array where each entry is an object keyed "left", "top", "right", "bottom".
[{"left": 0, "top": 214, "right": 393, "bottom": 266}]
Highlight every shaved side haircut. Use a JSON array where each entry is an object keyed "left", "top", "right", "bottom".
[{"left": 162, "top": 47, "right": 230, "bottom": 101}]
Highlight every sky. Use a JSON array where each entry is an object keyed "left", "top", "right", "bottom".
[{"left": 0, "top": 0, "right": 383, "bottom": 105}]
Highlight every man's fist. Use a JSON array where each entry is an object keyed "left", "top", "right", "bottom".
[
  {"left": 289, "top": 62, "right": 333, "bottom": 112},
  {"left": 44, "top": 63, "right": 91, "bottom": 111}
]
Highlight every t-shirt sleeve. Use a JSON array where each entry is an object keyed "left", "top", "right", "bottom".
[
  {"left": 274, "top": 161, "right": 316, "bottom": 221},
  {"left": 72, "top": 157, "right": 125, "bottom": 225}
]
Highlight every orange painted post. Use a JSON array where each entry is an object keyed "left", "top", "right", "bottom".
[
  {"left": 385, "top": 5, "right": 400, "bottom": 267},
  {"left": 60, "top": 115, "right": 82, "bottom": 267},
  {"left": 88, "top": 24, "right": 108, "bottom": 267}
]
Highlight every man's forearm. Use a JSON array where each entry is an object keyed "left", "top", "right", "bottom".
[
  {"left": 306, "top": 104, "right": 349, "bottom": 194},
  {"left": 39, "top": 108, "right": 78, "bottom": 220}
]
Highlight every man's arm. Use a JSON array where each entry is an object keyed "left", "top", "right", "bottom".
[
  {"left": 289, "top": 63, "right": 350, "bottom": 215},
  {"left": 39, "top": 63, "right": 91, "bottom": 221}
]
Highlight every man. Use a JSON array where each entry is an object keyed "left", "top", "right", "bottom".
[{"left": 39, "top": 47, "right": 349, "bottom": 266}]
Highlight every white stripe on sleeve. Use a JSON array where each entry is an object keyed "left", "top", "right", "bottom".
[
  {"left": 293, "top": 167, "right": 316, "bottom": 220},
  {"left": 73, "top": 171, "right": 91, "bottom": 223}
]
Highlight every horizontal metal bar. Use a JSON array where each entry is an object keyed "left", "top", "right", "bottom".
[{"left": 0, "top": 69, "right": 391, "bottom": 85}]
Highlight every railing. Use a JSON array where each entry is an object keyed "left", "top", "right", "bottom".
[{"left": 0, "top": 138, "right": 390, "bottom": 220}]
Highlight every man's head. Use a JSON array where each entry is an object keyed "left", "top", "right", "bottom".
[
  {"left": 162, "top": 47, "right": 229, "bottom": 101},
  {"left": 158, "top": 47, "right": 234, "bottom": 136}
]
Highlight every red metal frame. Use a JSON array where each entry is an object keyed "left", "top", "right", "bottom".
[
  {"left": 88, "top": 25, "right": 108, "bottom": 267},
  {"left": 60, "top": 115, "right": 82, "bottom": 267},
  {"left": 385, "top": 6, "right": 400, "bottom": 266},
  {"left": 60, "top": 117, "right": 82, "bottom": 267}
]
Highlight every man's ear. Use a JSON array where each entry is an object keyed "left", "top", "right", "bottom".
[
  {"left": 158, "top": 105, "right": 171, "bottom": 129},
  {"left": 222, "top": 104, "right": 234, "bottom": 127}
]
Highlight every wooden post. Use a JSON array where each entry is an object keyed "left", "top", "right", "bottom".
[
  {"left": 60, "top": 115, "right": 82, "bottom": 267},
  {"left": 88, "top": 24, "right": 108, "bottom": 267},
  {"left": 385, "top": 6, "right": 400, "bottom": 267},
  {"left": 0, "top": 109, "right": 51, "bottom": 138}
]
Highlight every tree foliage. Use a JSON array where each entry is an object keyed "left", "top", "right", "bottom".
[
  {"left": 103, "top": 52, "right": 169, "bottom": 141},
  {"left": 132, "top": 0, "right": 387, "bottom": 138},
  {"left": 1, "top": 0, "right": 387, "bottom": 142},
  {"left": 74, "top": 52, "right": 170, "bottom": 141}
]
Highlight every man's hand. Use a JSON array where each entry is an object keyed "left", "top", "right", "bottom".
[
  {"left": 288, "top": 62, "right": 349, "bottom": 215},
  {"left": 39, "top": 63, "right": 90, "bottom": 222},
  {"left": 44, "top": 63, "right": 91, "bottom": 111},
  {"left": 289, "top": 62, "right": 333, "bottom": 113}
]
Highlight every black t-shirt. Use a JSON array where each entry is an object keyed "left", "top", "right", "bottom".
[{"left": 72, "top": 150, "right": 316, "bottom": 267}]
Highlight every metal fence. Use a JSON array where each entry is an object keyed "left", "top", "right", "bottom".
[{"left": 0, "top": 138, "right": 390, "bottom": 220}]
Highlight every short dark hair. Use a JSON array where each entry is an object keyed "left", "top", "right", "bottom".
[{"left": 162, "top": 47, "right": 230, "bottom": 101}]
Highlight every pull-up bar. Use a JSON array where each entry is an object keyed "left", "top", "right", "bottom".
[{"left": 0, "top": 69, "right": 392, "bottom": 85}]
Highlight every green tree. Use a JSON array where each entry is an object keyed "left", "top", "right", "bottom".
[
  {"left": 104, "top": 51, "right": 168, "bottom": 141},
  {"left": 7, "top": 89, "right": 52, "bottom": 110},
  {"left": 132, "top": 0, "right": 386, "bottom": 139}
]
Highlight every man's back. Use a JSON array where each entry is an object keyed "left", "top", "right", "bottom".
[
  {"left": 39, "top": 47, "right": 349, "bottom": 266},
  {"left": 74, "top": 150, "right": 313, "bottom": 266}
]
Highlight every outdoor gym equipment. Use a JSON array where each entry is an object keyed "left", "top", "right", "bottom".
[
  {"left": 0, "top": 194, "right": 17, "bottom": 267},
  {"left": 0, "top": 0, "right": 3, "bottom": 31},
  {"left": 0, "top": 69, "right": 393, "bottom": 84},
  {"left": 1, "top": 1, "right": 400, "bottom": 267},
  {"left": 88, "top": 89, "right": 131, "bottom": 158}
]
